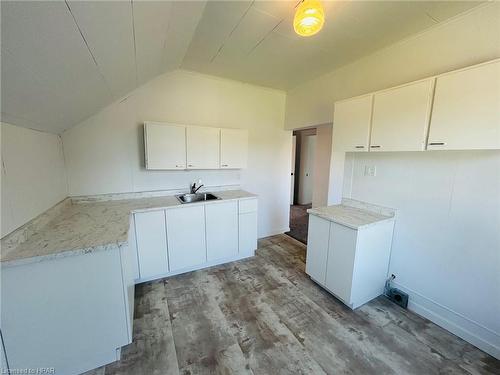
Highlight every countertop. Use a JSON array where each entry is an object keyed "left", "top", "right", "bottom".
[
  {"left": 1, "top": 190, "right": 256, "bottom": 267},
  {"left": 307, "top": 199, "right": 395, "bottom": 230}
]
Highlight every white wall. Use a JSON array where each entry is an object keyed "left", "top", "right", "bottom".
[
  {"left": 62, "top": 70, "right": 291, "bottom": 238},
  {"left": 343, "top": 151, "right": 500, "bottom": 358},
  {"left": 282, "top": 2, "right": 500, "bottom": 358},
  {"left": 312, "top": 124, "right": 332, "bottom": 208},
  {"left": 284, "top": 3, "right": 500, "bottom": 129},
  {"left": 1, "top": 123, "right": 67, "bottom": 237}
]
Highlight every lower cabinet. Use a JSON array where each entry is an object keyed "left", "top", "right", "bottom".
[
  {"left": 306, "top": 215, "right": 395, "bottom": 309},
  {"left": 134, "top": 210, "right": 169, "bottom": 279},
  {"left": 166, "top": 205, "right": 207, "bottom": 271},
  {"left": 206, "top": 201, "right": 238, "bottom": 261},
  {"left": 134, "top": 197, "right": 258, "bottom": 282},
  {"left": 305, "top": 214, "right": 330, "bottom": 284},
  {"left": 238, "top": 198, "right": 258, "bottom": 254}
]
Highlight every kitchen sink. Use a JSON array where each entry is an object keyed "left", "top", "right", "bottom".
[{"left": 176, "top": 192, "right": 220, "bottom": 204}]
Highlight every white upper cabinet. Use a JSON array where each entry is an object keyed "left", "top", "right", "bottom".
[
  {"left": 333, "top": 95, "right": 372, "bottom": 152},
  {"left": 220, "top": 128, "right": 248, "bottom": 169},
  {"left": 370, "top": 79, "right": 434, "bottom": 152},
  {"left": 186, "top": 126, "right": 220, "bottom": 169},
  {"left": 428, "top": 60, "right": 500, "bottom": 150},
  {"left": 144, "top": 122, "right": 186, "bottom": 170}
]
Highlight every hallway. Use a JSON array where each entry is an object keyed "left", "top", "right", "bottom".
[{"left": 286, "top": 204, "right": 311, "bottom": 244}]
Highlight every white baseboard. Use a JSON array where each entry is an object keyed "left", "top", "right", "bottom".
[
  {"left": 135, "top": 251, "right": 255, "bottom": 284},
  {"left": 393, "top": 281, "right": 500, "bottom": 359},
  {"left": 260, "top": 227, "right": 290, "bottom": 238}
]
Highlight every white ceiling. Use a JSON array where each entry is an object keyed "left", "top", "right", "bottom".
[
  {"left": 1, "top": 0, "right": 206, "bottom": 134},
  {"left": 1, "top": 1, "right": 483, "bottom": 134}
]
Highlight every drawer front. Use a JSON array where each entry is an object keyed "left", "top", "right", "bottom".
[{"left": 239, "top": 198, "right": 257, "bottom": 214}]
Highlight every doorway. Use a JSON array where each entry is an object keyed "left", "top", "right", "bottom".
[
  {"left": 287, "top": 128, "right": 317, "bottom": 244},
  {"left": 286, "top": 125, "right": 333, "bottom": 244}
]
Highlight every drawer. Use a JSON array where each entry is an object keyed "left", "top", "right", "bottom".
[{"left": 239, "top": 198, "right": 257, "bottom": 214}]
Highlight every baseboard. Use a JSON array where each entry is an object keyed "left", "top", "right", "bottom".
[
  {"left": 260, "top": 227, "right": 290, "bottom": 238},
  {"left": 393, "top": 281, "right": 500, "bottom": 359},
  {"left": 135, "top": 251, "right": 255, "bottom": 284}
]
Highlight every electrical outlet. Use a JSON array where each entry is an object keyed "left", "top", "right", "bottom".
[{"left": 364, "top": 165, "right": 376, "bottom": 177}]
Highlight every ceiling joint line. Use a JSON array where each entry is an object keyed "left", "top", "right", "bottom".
[
  {"left": 247, "top": 19, "right": 284, "bottom": 56},
  {"left": 424, "top": 11, "right": 439, "bottom": 24},
  {"left": 64, "top": 0, "right": 113, "bottom": 97},
  {"left": 131, "top": 0, "right": 138, "bottom": 87},
  {"left": 160, "top": 2, "right": 174, "bottom": 72},
  {"left": 246, "top": 0, "right": 301, "bottom": 56},
  {"left": 210, "top": 0, "right": 255, "bottom": 63}
]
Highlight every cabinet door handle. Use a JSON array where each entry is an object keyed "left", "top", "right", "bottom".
[
  {"left": 428, "top": 142, "right": 446, "bottom": 146},
  {"left": 188, "top": 164, "right": 194, "bottom": 167},
  {"left": 370, "top": 145, "right": 381, "bottom": 148},
  {"left": 221, "top": 164, "right": 228, "bottom": 167},
  {"left": 175, "top": 165, "right": 184, "bottom": 168},
  {"left": 354, "top": 146, "right": 365, "bottom": 149}
]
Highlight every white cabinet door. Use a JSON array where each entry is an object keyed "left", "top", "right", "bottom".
[
  {"left": 333, "top": 95, "right": 372, "bottom": 152},
  {"left": 220, "top": 128, "right": 248, "bottom": 169},
  {"left": 186, "top": 126, "right": 220, "bottom": 169},
  {"left": 370, "top": 79, "right": 433, "bottom": 151},
  {"left": 206, "top": 201, "right": 238, "bottom": 261},
  {"left": 166, "top": 205, "right": 206, "bottom": 271},
  {"left": 428, "top": 60, "right": 500, "bottom": 150},
  {"left": 134, "top": 210, "right": 169, "bottom": 279},
  {"left": 144, "top": 122, "right": 186, "bottom": 170},
  {"left": 239, "top": 198, "right": 258, "bottom": 254},
  {"left": 305, "top": 215, "right": 330, "bottom": 285},
  {"left": 325, "top": 223, "right": 357, "bottom": 303},
  {"left": 239, "top": 212, "right": 257, "bottom": 255}
]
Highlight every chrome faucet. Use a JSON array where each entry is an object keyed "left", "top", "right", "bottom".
[{"left": 190, "top": 180, "right": 204, "bottom": 194}]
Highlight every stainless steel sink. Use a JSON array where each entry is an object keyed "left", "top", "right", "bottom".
[{"left": 176, "top": 192, "right": 220, "bottom": 204}]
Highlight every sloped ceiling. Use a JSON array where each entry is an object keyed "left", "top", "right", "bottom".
[
  {"left": 1, "top": 1, "right": 483, "bottom": 134},
  {"left": 1, "top": 0, "right": 206, "bottom": 134}
]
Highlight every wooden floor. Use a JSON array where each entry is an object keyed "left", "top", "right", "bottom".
[{"left": 86, "top": 235, "right": 499, "bottom": 375}]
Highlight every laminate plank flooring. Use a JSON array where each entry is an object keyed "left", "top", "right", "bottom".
[{"left": 84, "top": 235, "right": 499, "bottom": 375}]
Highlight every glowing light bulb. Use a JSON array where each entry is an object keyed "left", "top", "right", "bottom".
[{"left": 293, "top": 0, "right": 325, "bottom": 37}]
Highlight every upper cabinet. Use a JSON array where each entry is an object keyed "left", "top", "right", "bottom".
[
  {"left": 332, "top": 95, "right": 372, "bottom": 152},
  {"left": 186, "top": 126, "right": 220, "bottom": 169},
  {"left": 427, "top": 60, "right": 500, "bottom": 150},
  {"left": 144, "top": 122, "right": 186, "bottom": 170},
  {"left": 370, "top": 79, "right": 434, "bottom": 152},
  {"left": 144, "top": 122, "right": 248, "bottom": 170},
  {"left": 220, "top": 129, "right": 248, "bottom": 169}
]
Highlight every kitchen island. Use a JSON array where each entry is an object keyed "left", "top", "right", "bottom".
[{"left": 1, "top": 189, "right": 257, "bottom": 375}]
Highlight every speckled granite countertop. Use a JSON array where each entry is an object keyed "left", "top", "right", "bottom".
[
  {"left": 1, "top": 190, "right": 256, "bottom": 267},
  {"left": 307, "top": 198, "right": 395, "bottom": 230}
]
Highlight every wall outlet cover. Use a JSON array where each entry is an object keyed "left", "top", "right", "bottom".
[{"left": 364, "top": 165, "right": 377, "bottom": 177}]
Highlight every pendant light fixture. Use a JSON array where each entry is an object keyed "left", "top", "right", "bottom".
[{"left": 293, "top": 0, "right": 325, "bottom": 37}]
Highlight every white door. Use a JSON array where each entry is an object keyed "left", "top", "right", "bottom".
[
  {"left": 144, "top": 122, "right": 186, "bottom": 170},
  {"left": 220, "top": 128, "right": 248, "bottom": 168},
  {"left": 370, "top": 79, "right": 434, "bottom": 151},
  {"left": 186, "top": 126, "right": 220, "bottom": 169},
  {"left": 325, "top": 223, "right": 357, "bottom": 304},
  {"left": 134, "top": 210, "right": 169, "bottom": 279},
  {"left": 428, "top": 60, "right": 500, "bottom": 150},
  {"left": 290, "top": 135, "right": 296, "bottom": 205},
  {"left": 332, "top": 95, "right": 372, "bottom": 152},
  {"left": 165, "top": 205, "right": 206, "bottom": 271},
  {"left": 206, "top": 201, "right": 238, "bottom": 261},
  {"left": 298, "top": 135, "right": 316, "bottom": 205},
  {"left": 305, "top": 215, "right": 330, "bottom": 285}
]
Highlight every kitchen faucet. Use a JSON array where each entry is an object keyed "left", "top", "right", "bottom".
[{"left": 190, "top": 180, "right": 204, "bottom": 194}]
